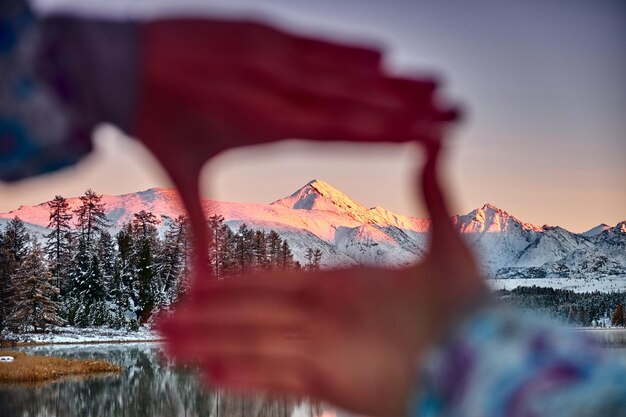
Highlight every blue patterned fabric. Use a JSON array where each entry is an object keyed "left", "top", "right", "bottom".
[
  {"left": 0, "top": 0, "right": 92, "bottom": 182},
  {"left": 412, "top": 304, "right": 626, "bottom": 417}
]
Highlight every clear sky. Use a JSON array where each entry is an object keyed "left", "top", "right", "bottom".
[{"left": 2, "top": 0, "right": 625, "bottom": 232}]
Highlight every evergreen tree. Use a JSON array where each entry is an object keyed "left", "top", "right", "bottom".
[
  {"left": 252, "top": 230, "right": 269, "bottom": 270},
  {"left": 305, "top": 248, "right": 323, "bottom": 270},
  {"left": 2, "top": 216, "right": 29, "bottom": 262},
  {"left": 612, "top": 304, "right": 625, "bottom": 327},
  {"left": 64, "top": 236, "right": 92, "bottom": 325},
  {"left": 208, "top": 214, "right": 225, "bottom": 278},
  {"left": 0, "top": 217, "right": 30, "bottom": 331},
  {"left": 96, "top": 231, "right": 116, "bottom": 281},
  {"left": 305, "top": 248, "right": 314, "bottom": 268},
  {"left": 280, "top": 240, "right": 296, "bottom": 269},
  {"left": 45, "top": 195, "right": 73, "bottom": 292},
  {"left": 132, "top": 211, "right": 160, "bottom": 322},
  {"left": 0, "top": 227, "right": 8, "bottom": 331},
  {"left": 112, "top": 223, "right": 138, "bottom": 328},
  {"left": 74, "top": 254, "right": 108, "bottom": 327},
  {"left": 312, "top": 248, "right": 323, "bottom": 269},
  {"left": 74, "top": 189, "right": 109, "bottom": 248},
  {"left": 234, "top": 224, "right": 255, "bottom": 274},
  {"left": 158, "top": 216, "right": 190, "bottom": 306},
  {"left": 267, "top": 231, "right": 282, "bottom": 268},
  {"left": 8, "top": 243, "right": 63, "bottom": 332}
]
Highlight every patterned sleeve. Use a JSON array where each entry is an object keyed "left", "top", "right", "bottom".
[
  {"left": 409, "top": 303, "right": 626, "bottom": 417},
  {"left": 0, "top": 0, "right": 138, "bottom": 182}
]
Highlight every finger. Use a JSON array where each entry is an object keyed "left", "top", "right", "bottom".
[
  {"left": 171, "top": 74, "right": 449, "bottom": 149},
  {"left": 161, "top": 293, "right": 314, "bottom": 329},
  {"left": 136, "top": 79, "right": 213, "bottom": 286},
  {"left": 163, "top": 323, "right": 310, "bottom": 366},
  {"left": 417, "top": 140, "right": 487, "bottom": 310},
  {"left": 420, "top": 140, "right": 472, "bottom": 262},
  {"left": 147, "top": 19, "right": 382, "bottom": 75},
  {"left": 188, "top": 268, "right": 321, "bottom": 299},
  {"left": 199, "top": 354, "right": 322, "bottom": 400},
  {"left": 162, "top": 46, "right": 438, "bottom": 117}
]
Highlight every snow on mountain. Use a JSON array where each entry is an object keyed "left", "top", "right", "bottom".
[
  {"left": 582, "top": 223, "right": 611, "bottom": 238},
  {"left": 513, "top": 226, "right": 594, "bottom": 268},
  {"left": 1, "top": 181, "right": 624, "bottom": 286},
  {"left": 0, "top": 188, "right": 185, "bottom": 230},
  {"left": 272, "top": 179, "right": 367, "bottom": 215},
  {"left": 452, "top": 204, "right": 540, "bottom": 271}
]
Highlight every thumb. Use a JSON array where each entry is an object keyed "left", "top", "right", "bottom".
[{"left": 419, "top": 139, "right": 475, "bottom": 270}]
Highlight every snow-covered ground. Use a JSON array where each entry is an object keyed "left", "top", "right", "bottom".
[
  {"left": 0, "top": 326, "right": 160, "bottom": 345},
  {"left": 488, "top": 275, "right": 626, "bottom": 293}
]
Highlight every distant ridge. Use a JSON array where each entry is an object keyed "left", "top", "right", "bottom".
[{"left": 1, "top": 181, "right": 624, "bottom": 282}]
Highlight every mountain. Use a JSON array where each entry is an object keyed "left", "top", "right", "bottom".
[
  {"left": 582, "top": 223, "right": 611, "bottom": 238},
  {"left": 1, "top": 180, "right": 624, "bottom": 283}
]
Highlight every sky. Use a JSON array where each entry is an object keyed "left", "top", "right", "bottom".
[{"left": 1, "top": 0, "right": 625, "bottom": 232}]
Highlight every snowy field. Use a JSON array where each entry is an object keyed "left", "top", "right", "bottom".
[
  {"left": 488, "top": 275, "right": 626, "bottom": 293},
  {"left": 0, "top": 326, "right": 159, "bottom": 345}
]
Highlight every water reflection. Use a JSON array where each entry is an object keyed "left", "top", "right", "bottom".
[
  {"left": 1, "top": 343, "right": 624, "bottom": 417},
  {"left": 0, "top": 343, "right": 324, "bottom": 417}
]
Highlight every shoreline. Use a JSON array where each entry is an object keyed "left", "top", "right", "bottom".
[
  {"left": 0, "top": 350, "right": 121, "bottom": 385},
  {"left": 1, "top": 338, "right": 163, "bottom": 348},
  {"left": 2, "top": 329, "right": 624, "bottom": 349},
  {"left": 0, "top": 325, "right": 160, "bottom": 347}
]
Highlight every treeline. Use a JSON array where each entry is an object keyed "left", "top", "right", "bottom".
[
  {"left": 0, "top": 190, "right": 318, "bottom": 334},
  {"left": 496, "top": 286, "right": 626, "bottom": 327}
]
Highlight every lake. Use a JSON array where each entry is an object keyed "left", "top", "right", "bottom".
[
  {"left": 0, "top": 343, "right": 624, "bottom": 417},
  {"left": 0, "top": 343, "right": 325, "bottom": 417}
]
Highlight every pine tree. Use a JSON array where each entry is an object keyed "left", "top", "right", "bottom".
[
  {"left": 8, "top": 243, "right": 63, "bottom": 332},
  {"left": 74, "top": 189, "right": 109, "bottom": 248},
  {"left": 2, "top": 216, "right": 29, "bottom": 262},
  {"left": 267, "top": 231, "right": 282, "bottom": 269},
  {"left": 132, "top": 211, "right": 160, "bottom": 323},
  {"left": 208, "top": 214, "right": 226, "bottom": 278},
  {"left": 158, "top": 216, "right": 190, "bottom": 306},
  {"left": 612, "top": 304, "right": 625, "bottom": 327},
  {"left": 0, "top": 217, "right": 30, "bottom": 331},
  {"left": 65, "top": 235, "right": 91, "bottom": 325},
  {"left": 0, "top": 228, "right": 15, "bottom": 333},
  {"left": 305, "top": 248, "right": 314, "bottom": 268},
  {"left": 96, "top": 231, "right": 116, "bottom": 280},
  {"left": 234, "top": 224, "right": 254, "bottom": 274},
  {"left": 252, "top": 230, "right": 269, "bottom": 270},
  {"left": 280, "top": 240, "right": 295, "bottom": 269},
  {"left": 312, "top": 248, "right": 323, "bottom": 269},
  {"left": 218, "top": 224, "right": 237, "bottom": 276},
  {"left": 112, "top": 223, "right": 137, "bottom": 328},
  {"left": 74, "top": 254, "right": 108, "bottom": 327},
  {"left": 305, "top": 248, "right": 323, "bottom": 270},
  {"left": 45, "top": 195, "right": 73, "bottom": 292}
]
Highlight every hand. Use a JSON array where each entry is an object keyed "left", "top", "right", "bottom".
[
  {"left": 157, "top": 142, "right": 487, "bottom": 417},
  {"left": 134, "top": 17, "right": 459, "bottom": 276}
]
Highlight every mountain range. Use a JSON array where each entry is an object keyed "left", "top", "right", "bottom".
[{"left": 1, "top": 180, "right": 624, "bottom": 281}]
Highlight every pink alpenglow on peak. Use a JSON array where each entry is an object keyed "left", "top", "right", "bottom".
[
  {"left": 1, "top": 183, "right": 624, "bottom": 276},
  {"left": 271, "top": 179, "right": 368, "bottom": 214},
  {"left": 452, "top": 203, "right": 544, "bottom": 234}
]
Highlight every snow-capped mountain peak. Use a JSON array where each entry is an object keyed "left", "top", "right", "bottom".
[
  {"left": 271, "top": 179, "right": 367, "bottom": 215},
  {"left": 582, "top": 223, "right": 611, "bottom": 238},
  {"left": 1, "top": 183, "right": 624, "bottom": 283},
  {"left": 454, "top": 203, "right": 542, "bottom": 234}
]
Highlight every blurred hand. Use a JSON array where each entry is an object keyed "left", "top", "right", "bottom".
[
  {"left": 158, "top": 142, "right": 487, "bottom": 417},
  {"left": 134, "top": 18, "right": 458, "bottom": 274}
]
